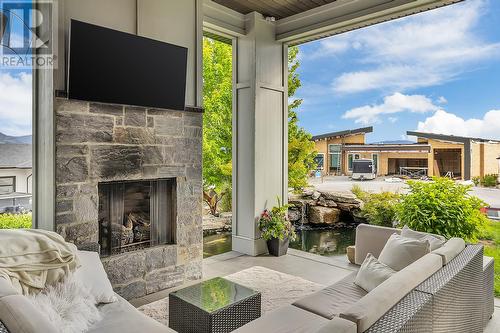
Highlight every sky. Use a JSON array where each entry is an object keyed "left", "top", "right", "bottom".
[{"left": 294, "top": 0, "right": 500, "bottom": 143}]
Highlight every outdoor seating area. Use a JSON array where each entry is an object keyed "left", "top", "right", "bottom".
[{"left": 0, "top": 0, "right": 498, "bottom": 332}]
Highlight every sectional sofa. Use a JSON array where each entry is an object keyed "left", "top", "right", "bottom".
[{"left": 235, "top": 224, "right": 495, "bottom": 333}]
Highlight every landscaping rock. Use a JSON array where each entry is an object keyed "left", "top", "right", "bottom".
[
  {"left": 288, "top": 208, "right": 302, "bottom": 223},
  {"left": 311, "top": 191, "right": 321, "bottom": 200},
  {"left": 321, "top": 190, "right": 359, "bottom": 203},
  {"left": 309, "top": 206, "right": 341, "bottom": 224},
  {"left": 317, "top": 196, "right": 338, "bottom": 207}
]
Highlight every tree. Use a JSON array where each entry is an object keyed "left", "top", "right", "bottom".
[
  {"left": 287, "top": 46, "right": 317, "bottom": 192},
  {"left": 202, "top": 37, "right": 232, "bottom": 215}
]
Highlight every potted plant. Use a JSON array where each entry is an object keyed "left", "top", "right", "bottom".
[{"left": 258, "top": 198, "right": 296, "bottom": 256}]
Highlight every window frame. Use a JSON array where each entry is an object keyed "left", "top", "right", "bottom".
[
  {"left": 371, "top": 153, "right": 379, "bottom": 173},
  {"left": 328, "top": 144, "right": 342, "bottom": 172},
  {"left": 0, "top": 176, "right": 16, "bottom": 194},
  {"left": 348, "top": 153, "right": 360, "bottom": 171}
]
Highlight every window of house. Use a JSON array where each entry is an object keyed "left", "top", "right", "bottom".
[
  {"left": 0, "top": 177, "right": 15, "bottom": 194},
  {"left": 329, "top": 144, "right": 342, "bottom": 172},
  {"left": 372, "top": 154, "right": 379, "bottom": 173},
  {"left": 314, "top": 153, "right": 325, "bottom": 170},
  {"left": 348, "top": 153, "right": 360, "bottom": 171}
]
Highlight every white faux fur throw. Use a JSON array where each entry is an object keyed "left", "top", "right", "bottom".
[{"left": 28, "top": 274, "right": 102, "bottom": 333}]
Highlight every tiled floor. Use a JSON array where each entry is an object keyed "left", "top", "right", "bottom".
[{"left": 131, "top": 249, "right": 500, "bottom": 331}]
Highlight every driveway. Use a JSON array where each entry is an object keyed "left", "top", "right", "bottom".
[{"left": 309, "top": 176, "right": 500, "bottom": 207}]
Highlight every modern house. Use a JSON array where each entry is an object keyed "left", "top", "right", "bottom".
[
  {"left": 313, "top": 127, "right": 500, "bottom": 180},
  {"left": 0, "top": 144, "right": 32, "bottom": 212}
]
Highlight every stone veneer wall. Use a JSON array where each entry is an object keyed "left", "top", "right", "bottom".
[{"left": 54, "top": 98, "right": 203, "bottom": 299}]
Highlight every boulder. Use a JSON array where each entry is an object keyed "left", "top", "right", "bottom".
[
  {"left": 317, "top": 196, "right": 338, "bottom": 208},
  {"left": 321, "top": 190, "right": 359, "bottom": 204},
  {"left": 311, "top": 191, "right": 321, "bottom": 200},
  {"left": 336, "top": 200, "right": 363, "bottom": 211},
  {"left": 288, "top": 208, "right": 302, "bottom": 223},
  {"left": 309, "top": 206, "right": 341, "bottom": 224}
]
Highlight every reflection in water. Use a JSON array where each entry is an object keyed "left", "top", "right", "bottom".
[
  {"left": 289, "top": 227, "right": 356, "bottom": 256},
  {"left": 203, "top": 232, "right": 232, "bottom": 258},
  {"left": 202, "top": 228, "right": 356, "bottom": 258}
]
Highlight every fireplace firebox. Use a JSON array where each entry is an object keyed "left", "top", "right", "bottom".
[{"left": 98, "top": 179, "right": 176, "bottom": 256}]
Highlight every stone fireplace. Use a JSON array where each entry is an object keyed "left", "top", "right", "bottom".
[{"left": 54, "top": 98, "right": 203, "bottom": 299}]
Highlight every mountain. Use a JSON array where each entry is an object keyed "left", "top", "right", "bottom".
[{"left": 0, "top": 132, "right": 32, "bottom": 144}]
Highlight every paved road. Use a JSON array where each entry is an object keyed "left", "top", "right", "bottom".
[{"left": 309, "top": 176, "right": 500, "bottom": 207}]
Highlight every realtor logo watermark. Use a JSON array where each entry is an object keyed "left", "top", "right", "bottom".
[{"left": 0, "top": 0, "right": 58, "bottom": 69}]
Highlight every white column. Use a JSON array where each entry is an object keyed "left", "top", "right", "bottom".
[{"left": 232, "top": 13, "right": 288, "bottom": 256}]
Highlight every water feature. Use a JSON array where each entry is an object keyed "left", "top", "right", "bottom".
[
  {"left": 289, "top": 227, "right": 356, "bottom": 256},
  {"left": 202, "top": 226, "right": 356, "bottom": 258}
]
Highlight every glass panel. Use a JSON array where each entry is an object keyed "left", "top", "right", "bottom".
[
  {"left": 171, "top": 277, "right": 259, "bottom": 313},
  {"left": 372, "top": 154, "right": 378, "bottom": 172},
  {"left": 348, "top": 154, "right": 353, "bottom": 171},
  {"left": 328, "top": 144, "right": 341, "bottom": 153},
  {"left": 314, "top": 154, "right": 324, "bottom": 169},
  {"left": 330, "top": 153, "right": 340, "bottom": 168},
  {"left": 0, "top": 178, "right": 14, "bottom": 186}
]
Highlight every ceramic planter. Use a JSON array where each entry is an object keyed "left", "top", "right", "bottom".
[{"left": 266, "top": 237, "right": 289, "bottom": 257}]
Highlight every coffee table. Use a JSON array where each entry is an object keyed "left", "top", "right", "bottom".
[{"left": 169, "top": 277, "right": 261, "bottom": 333}]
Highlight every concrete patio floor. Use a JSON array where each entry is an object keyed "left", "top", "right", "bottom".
[{"left": 131, "top": 249, "right": 500, "bottom": 332}]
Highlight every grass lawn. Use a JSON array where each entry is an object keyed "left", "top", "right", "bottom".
[{"left": 481, "top": 220, "right": 500, "bottom": 297}]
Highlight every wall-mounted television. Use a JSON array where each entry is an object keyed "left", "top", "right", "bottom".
[{"left": 68, "top": 20, "right": 188, "bottom": 110}]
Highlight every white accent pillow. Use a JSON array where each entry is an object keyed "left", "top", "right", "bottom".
[
  {"left": 401, "top": 225, "right": 445, "bottom": 251},
  {"left": 28, "top": 274, "right": 101, "bottom": 333},
  {"left": 75, "top": 251, "right": 117, "bottom": 304},
  {"left": 378, "top": 233, "right": 430, "bottom": 271},
  {"left": 354, "top": 253, "right": 395, "bottom": 292}
]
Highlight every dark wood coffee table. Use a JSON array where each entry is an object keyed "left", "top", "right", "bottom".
[{"left": 169, "top": 277, "right": 261, "bottom": 333}]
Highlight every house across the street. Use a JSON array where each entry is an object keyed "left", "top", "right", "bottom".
[
  {"left": 312, "top": 127, "right": 500, "bottom": 180},
  {"left": 0, "top": 144, "right": 32, "bottom": 212}
]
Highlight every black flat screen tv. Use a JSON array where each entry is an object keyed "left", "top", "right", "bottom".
[{"left": 68, "top": 20, "right": 188, "bottom": 110}]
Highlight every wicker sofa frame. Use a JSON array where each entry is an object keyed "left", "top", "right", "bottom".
[{"left": 367, "top": 244, "right": 492, "bottom": 333}]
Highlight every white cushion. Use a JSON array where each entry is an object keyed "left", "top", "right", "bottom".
[
  {"left": 0, "top": 294, "right": 58, "bottom": 333},
  {"left": 75, "top": 251, "right": 117, "bottom": 304},
  {"left": 378, "top": 234, "right": 430, "bottom": 271},
  {"left": 431, "top": 238, "right": 466, "bottom": 265},
  {"left": 401, "top": 225, "right": 445, "bottom": 250},
  {"left": 354, "top": 254, "right": 395, "bottom": 292},
  {"left": 315, "top": 317, "right": 357, "bottom": 333}
]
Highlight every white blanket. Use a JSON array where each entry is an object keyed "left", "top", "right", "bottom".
[{"left": 0, "top": 229, "right": 80, "bottom": 295}]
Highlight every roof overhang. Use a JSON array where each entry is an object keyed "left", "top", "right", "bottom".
[
  {"left": 312, "top": 126, "right": 373, "bottom": 141},
  {"left": 203, "top": 0, "right": 464, "bottom": 45}
]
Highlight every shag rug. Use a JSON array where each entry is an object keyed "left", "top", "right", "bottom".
[{"left": 138, "top": 266, "right": 324, "bottom": 326}]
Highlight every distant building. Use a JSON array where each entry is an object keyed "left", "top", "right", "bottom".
[
  {"left": 0, "top": 144, "right": 32, "bottom": 212},
  {"left": 312, "top": 127, "right": 500, "bottom": 180}
]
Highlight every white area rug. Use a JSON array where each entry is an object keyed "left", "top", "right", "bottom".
[{"left": 138, "top": 266, "right": 324, "bottom": 326}]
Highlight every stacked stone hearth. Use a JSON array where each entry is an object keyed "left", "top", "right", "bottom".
[
  {"left": 288, "top": 190, "right": 364, "bottom": 226},
  {"left": 54, "top": 98, "right": 203, "bottom": 300}
]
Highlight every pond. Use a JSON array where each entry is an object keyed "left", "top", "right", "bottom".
[{"left": 203, "top": 226, "right": 356, "bottom": 258}]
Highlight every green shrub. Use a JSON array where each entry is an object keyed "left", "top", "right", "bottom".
[
  {"left": 472, "top": 176, "right": 481, "bottom": 186},
  {"left": 361, "top": 192, "right": 400, "bottom": 227},
  {"left": 482, "top": 174, "right": 498, "bottom": 187},
  {"left": 0, "top": 213, "right": 32, "bottom": 229},
  {"left": 351, "top": 184, "right": 369, "bottom": 202},
  {"left": 396, "top": 177, "right": 489, "bottom": 240}
]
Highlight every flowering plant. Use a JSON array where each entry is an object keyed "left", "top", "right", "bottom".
[{"left": 258, "top": 198, "right": 296, "bottom": 241}]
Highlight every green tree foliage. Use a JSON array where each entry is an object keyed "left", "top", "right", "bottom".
[
  {"left": 287, "top": 46, "right": 317, "bottom": 192},
  {"left": 396, "top": 177, "right": 489, "bottom": 240},
  {"left": 0, "top": 213, "right": 32, "bottom": 229},
  {"left": 202, "top": 38, "right": 232, "bottom": 215}
]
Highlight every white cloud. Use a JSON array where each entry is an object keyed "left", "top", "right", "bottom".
[
  {"left": 342, "top": 92, "right": 439, "bottom": 125},
  {"left": 388, "top": 117, "right": 398, "bottom": 123},
  {"left": 417, "top": 109, "right": 500, "bottom": 139},
  {"left": 0, "top": 72, "right": 32, "bottom": 136},
  {"left": 437, "top": 96, "right": 448, "bottom": 104},
  {"left": 313, "top": 0, "right": 500, "bottom": 94}
]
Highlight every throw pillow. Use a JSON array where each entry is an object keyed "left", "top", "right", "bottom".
[
  {"left": 75, "top": 251, "right": 117, "bottom": 304},
  {"left": 378, "top": 233, "right": 430, "bottom": 271},
  {"left": 28, "top": 274, "right": 102, "bottom": 333},
  {"left": 401, "top": 225, "right": 446, "bottom": 251},
  {"left": 354, "top": 253, "right": 396, "bottom": 292}
]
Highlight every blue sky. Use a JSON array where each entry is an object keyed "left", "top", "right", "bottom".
[
  {"left": 0, "top": 0, "right": 33, "bottom": 137},
  {"left": 295, "top": 0, "right": 500, "bottom": 143}
]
